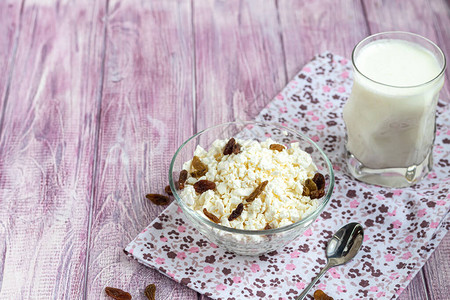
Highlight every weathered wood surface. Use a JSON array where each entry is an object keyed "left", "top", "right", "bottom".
[
  {"left": 0, "top": 0, "right": 448, "bottom": 299},
  {"left": 0, "top": 0, "right": 106, "bottom": 298},
  {"left": 85, "top": 0, "right": 196, "bottom": 298}
]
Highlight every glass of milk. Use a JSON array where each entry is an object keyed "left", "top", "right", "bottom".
[{"left": 343, "top": 32, "right": 446, "bottom": 188}]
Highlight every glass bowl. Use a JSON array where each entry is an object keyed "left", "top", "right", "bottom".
[{"left": 169, "top": 121, "right": 334, "bottom": 255}]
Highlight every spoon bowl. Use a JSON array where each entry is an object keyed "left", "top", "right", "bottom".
[{"left": 296, "top": 222, "right": 364, "bottom": 300}]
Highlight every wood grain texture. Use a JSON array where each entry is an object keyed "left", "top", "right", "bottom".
[
  {"left": 0, "top": 0, "right": 22, "bottom": 131},
  {"left": 84, "top": 0, "right": 197, "bottom": 298},
  {"left": 421, "top": 233, "right": 450, "bottom": 300},
  {"left": 277, "top": 0, "right": 369, "bottom": 79},
  {"left": 0, "top": 0, "right": 107, "bottom": 298},
  {"left": 194, "top": 0, "right": 286, "bottom": 129},
  {"left": 0, "top": 0, "right": 448, "bottom": 299}
]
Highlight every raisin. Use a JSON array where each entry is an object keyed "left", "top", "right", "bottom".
[
  {"left": 105, "top": 287, "right": 132, "bottom": 300},
  {"left": 313, "top": 173, "right": 325, "bottom": 190},
  {"left": 190, "top": 156, "right": 208, "bottom": 178},
  {"left": 228, "top": 203, "right": 244, "bottom": 221},
  {"left": 310, "top": 189, "right": 325, "bottom": 199},
  {"left": 203, "top": 208, "right": 220, "bottom": 223},
  {"left": 264, "top": 223, "right": 272, "bottom": 230},
  {"left": 193, "top": 180, "right": 216, "bottom": 194},
  {"left": 314, "top": 289, "right": 333, "bottom": 300},
  {"left": 269, "top": 144, "right": 285, "bottom": 151},
  {"left": 305, "top": 178, "right": 317, "bottom": 191},
  {"left": 146, "top": 194, "right": 170, "bottom": 205},
  {"left": 144, "top": 284, "right": 156, "bottom": 300},
  {"left": 232, "top": 142, "right": 241, "bottom": 154},
  {"left": 178, "top": 170, "right": 188, "bottom": 190},
  {"left": 245, "top": 180, "right": 269, "bottom": 202},
  {"left": 223, "top": 138, "right": 236, "bottom": 155},
  {"left": 223, "top": 138, "right": 241, "bottom": 155},
  {"left": 302, "top": 186, "right": 310, "bottom": 196},
  {"left": 165, "top": 185, "right": 173, "bottom": 196}
]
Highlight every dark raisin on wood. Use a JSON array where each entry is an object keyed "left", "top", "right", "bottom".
[
  {"left": 144, "top": 284, "right": 156, "bottom": 300},
  {"left": 203, "top": 208, "right": 220, "bottom": 223},
  {"left": 228, "top": 203, "right": 244, "bottom": 221},
  {"left": 104, "top": 287, "right": 132, "bottom": 300},
  {"left": 264, "top": 223, "right": 272, "bottom": 230},
  {"left": 190, "top": 156, "right": 208, "bottom": 178},
  {"left": 193, "top": 180, "right": 216, "bottom": 194},
  {"left": 146, "top": 194, "right": 170, "bottom": 205},
  {"left": 165, "top": 185, "right": 173, "bottom": 196},
  {"left": 223, "top": 138, "right": 242, "bottom": 155},
  {"left": 245, "top": 180, "right": 269, "bottom": 202},
  {"left": 178, "top": 170, "right": 188, "bottom": 190},
  {"left": 314, "top": 289, "right": 334, "bottom": 300},
  {"left": 310, "top": 189, "right": 325, "bottom": 199},
  {"left": 269, "top": 144, "right": 285, "bottom": 151},
  {"left": 312, "top": 173, "right": 325, "bottom": 190}
]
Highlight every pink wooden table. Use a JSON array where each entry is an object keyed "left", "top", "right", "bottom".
[{"left": 0, "top": 0, "right": 448, "bottom": 299}]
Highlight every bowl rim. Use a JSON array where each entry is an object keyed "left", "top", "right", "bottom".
[{"left": 169, "top": 120, "right": 334, "bottom": 236}]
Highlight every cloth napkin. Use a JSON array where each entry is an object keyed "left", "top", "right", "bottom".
[{"left": 125, "top": 52, "right": 450, "bottom": 300}]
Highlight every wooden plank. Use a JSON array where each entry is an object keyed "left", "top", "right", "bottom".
[
  {"left": 0, "top": 0, "right": 106, "bottom": 299},
  {"left": 421, "top": 232, "right": 450, "bottom": 300},
  {"left": 0, "top": 0, "right": 22, "bottom": 129},
  {"left": 84, "top": 0, "right": 197, "bottom": 298},
  {"left": 277, "top": 0, "right": 369, "bottom": 79},
  {"left": 397, "top": 272, "right": 430, "bottom": 300},
  {"left": 194, "top": 0, "right": 286, "bottom": 129}
]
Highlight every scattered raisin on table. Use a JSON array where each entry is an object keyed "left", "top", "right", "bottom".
[
  {"left": 146, "top": 194, "right": 170, "bottom": 205},
  {"left": 228, "top": 203, "right": 244, "bottom": 221},
  {"left": 193, "top": 180, "right": 216, "bottom": 194},
  {"left": 203, "top": 208, "right": 220, "bottom": 223},
  {"left": 144, "top": 284, "right": 156, "bottom": 300},
  {"left": 245, "top": 180, "right": 269, "bottom": 202},
  {"left": 104, "top": 287, "right": 132, "bottom": 300}
]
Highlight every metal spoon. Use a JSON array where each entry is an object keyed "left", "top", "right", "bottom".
[{"left": 296, "top": 222, "right": 364, "bottom": 300}]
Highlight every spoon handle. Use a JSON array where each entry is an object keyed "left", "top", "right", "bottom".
[{"left": 295, "top": 262, "right": 332, "bottom": 300}]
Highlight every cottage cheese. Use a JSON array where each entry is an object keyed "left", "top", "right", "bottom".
[{"left": 179, "top": 138, "right": 320, "bottom": 230}]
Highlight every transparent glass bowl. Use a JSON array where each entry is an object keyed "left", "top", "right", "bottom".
[{"left": 169, "top": 121, "right": 334, "bottom": 255}]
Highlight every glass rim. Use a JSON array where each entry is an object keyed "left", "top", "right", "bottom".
[
  {"left": 168, "top": 120, "right": 335, "bottom": 236},
  {"left": 352, "top": 31, "right": 446, "bottom": 89}
]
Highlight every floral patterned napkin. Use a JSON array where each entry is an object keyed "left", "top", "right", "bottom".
[{"left": 125, "top": 52, "right": 450, "bottom": 300}]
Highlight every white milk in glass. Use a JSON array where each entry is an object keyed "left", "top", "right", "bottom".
[{"left": 343, "top": 32, "right": 445, "bottom": 187}]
